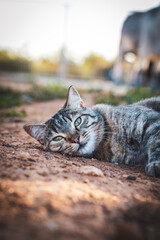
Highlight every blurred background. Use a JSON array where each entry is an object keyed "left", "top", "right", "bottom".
[
  {"left": 0, "top": 0, "right": 160, "bottom": 110},
  {"left": 1, "top": 2, "right": 160, "bottom": 239}
]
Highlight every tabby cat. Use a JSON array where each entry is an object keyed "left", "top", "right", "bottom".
[{"left": 24, "top": 86, "right": 160, "bottom": 177}]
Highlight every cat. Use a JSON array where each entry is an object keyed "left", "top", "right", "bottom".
[{"left": 24, "top": 86, "right": 160, "bottom": 177}]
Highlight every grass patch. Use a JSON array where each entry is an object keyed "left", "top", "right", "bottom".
[
  {"left": 27, "top": 84, "right": 68, "bottom": 101},
  {"left": 88, "top": 88, "right": 102, "bottom": 93},
  {"left": 0, "top": 84, "right": 69, "bottom": 109},
  {"left": 0, "top": 109, "right": 27, "bottom": 117},
  {"left": 95, "top": 87, "right": 160, "bottom": 105},
  {"left": 0, "top": 86, "right": 22, "bottom": 109}
]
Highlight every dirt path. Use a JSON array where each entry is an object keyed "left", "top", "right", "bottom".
[{"left": 0, "top": 95, "right": 160, "bottom": 240}]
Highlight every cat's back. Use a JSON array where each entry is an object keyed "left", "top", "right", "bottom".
[
  {"left": 94, "top": 102, "right": 160, "bottom": 148},
  {"left": 93, "top": 101, "right": 160, "bottom": 164},
  {"left": 134, "top": 96, "right": 160, "bottom": 113},
  {"left": 94, "top": 99, "right": 160, "bottom": 125}
]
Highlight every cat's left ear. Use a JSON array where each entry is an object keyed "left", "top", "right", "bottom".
[
  {"left": 23, "top": 123, "right": 45, "bottom": 141},
  {"left": 63, "top": 86, "right": 85, "bottom": 108}
]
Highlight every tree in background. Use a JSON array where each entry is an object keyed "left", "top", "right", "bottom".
[
  {"left": 32, "top": 58, "right": 59, "bottom": 74},
  {"left": 0, "top": 50, "right": 31, "bottom": 72},
  {"left": 0, "top": 49, "right": 114, "bottom": 79},
  {"left": 80, "top": 53, "right": 113, "bottom": 78}
]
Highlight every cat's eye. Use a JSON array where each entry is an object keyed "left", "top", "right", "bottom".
[
  {"left": 53, "top": 136, "right": 63, "bottom": 141},
  {"left": 74, "top": 117, "right": 81, "bottom": 128}
]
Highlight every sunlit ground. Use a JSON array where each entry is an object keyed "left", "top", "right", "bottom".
[{"left": 0, "top": 111, "right": 160, "bottom": 240}]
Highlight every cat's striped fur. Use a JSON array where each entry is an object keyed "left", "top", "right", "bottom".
[{"left": 24, "top": 86, "right": 160, "bottom": 177}]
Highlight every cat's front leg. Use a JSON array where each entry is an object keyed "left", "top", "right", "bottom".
[
  {"left": 145, "top": 161, "right": 160, "bottom": 177},
  {"left": 145, "top": 137, "right": 160, "bottom": 177}
]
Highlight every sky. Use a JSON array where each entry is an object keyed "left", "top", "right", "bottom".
[{"left": 0, "top": 0, "right": 159, "bottom": 62}]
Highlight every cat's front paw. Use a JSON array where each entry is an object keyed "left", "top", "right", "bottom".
[{"left": 145, "top": 161, "right": 160, "bottom": 177}]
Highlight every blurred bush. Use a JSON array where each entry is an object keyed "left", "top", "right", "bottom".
[
  {"left": 0, "top": 109, "right": 27, "bottom": 117},
  {"left": 0, "top": 86, "right": 22, "bottom": 108},
  {"left": 32, "top": 58, "right": 59, "bottom": 74},
  {"left": 0, "top": 48, "right": 113, "bottom": 79},
  {"left": 27, "top": 84, "right": 67, "bottom": 101},
  {"left": 95, "top": 87, "right": 160, "bottom": 105},
  {"left": 79, "top": 53, "right": 113, "bottom": 79},
  {"left": 0, "top": 84, "right": 68, "bottom": 109},
  {"left": 0, "top": 50, "right": 31, "bottom": 72}
]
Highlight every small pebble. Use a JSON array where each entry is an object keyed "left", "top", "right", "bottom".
[
  {"left": 72, "top": 162, "right": 81, "bottom": 167},
  {"left": 63, "top": 175, "right": 68, "bottom": 179},
  {"left": 137, "top": 173, "right": 141, "bottom": 177},
  {"left": 44, "top": 220, "right": 58, "bottom": 231},
  {"left": 38, "top": 171, "right": 48, "bottom": 177},
  {"left": 117, "top": 180, "right": 123, "bottom": 184},
  {"left": 80, "top": 166, "right": 104, "bottom": 177},
  {"left": 30, "top": 167, "right": 35, "bottom": 170},
  {"left": 32, "top": 152, "right": 40, "bottom": 157},
  {"left": 66, "top": 161, "right": 73, "bottom": 166},
  {"left": 28, "top": 158, "right": 36, "bottom": 162},
  {"left": 60, "top": 164, "right": 67, "bottom": 168},
  {"left": 19, "top": 152, "right": 30, "bottom": 160},
  {"left": 17, "top": 168, "right": 24, "bottom": 173},
  {"left": 103, "top": 180, "right": 108, "bottom": 184},
  {"left": 127, "top": 174, "right": 137, "bottom": 180},
  {"left": 45, "top": 152, "right": 50, "bottom": 158},
  {"left": 2, "top": 130, "right": 9, "bottom": 134},
  {"left": 122, "top": 174, "right": 128, "bottom": 178},
  {"left": 24, "top": 173, "right": 30, "bottom": 178},
  {"left": 84, "top": 179, "right": 90, "bottom": 184}
]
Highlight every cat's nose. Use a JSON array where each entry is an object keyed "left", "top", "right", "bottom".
[{"left": 73, "top": 136, "right": 80, "bottom": 143}]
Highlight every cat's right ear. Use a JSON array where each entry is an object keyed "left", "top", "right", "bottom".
[
  {"left": 63, "top": 86, "right": 85, "bottom": 108},
  {"left": 23, "top": 124, "right": 45, "bottom": 140}
]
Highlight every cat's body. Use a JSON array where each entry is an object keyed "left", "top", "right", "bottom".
[{"left": 24, "top": 86, "right": 160, "bottom": 177}]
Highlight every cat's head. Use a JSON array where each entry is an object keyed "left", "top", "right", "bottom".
[{"left": 23, "top": 86, "right": 103, "bottom": 157}]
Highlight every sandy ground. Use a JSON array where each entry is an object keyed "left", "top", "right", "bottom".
[{"left": 0, "top": 92, "right": 160, "bottom": 240}]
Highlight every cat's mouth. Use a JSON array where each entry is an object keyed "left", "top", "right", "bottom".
[{"left": 77, "top": 142, "right": 87, "bottom": 151}]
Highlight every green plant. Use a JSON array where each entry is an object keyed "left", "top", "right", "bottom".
[
  {"left": 88, "top": 88, "right": 102, "bottom": 93},
  {"left": 95, "top": 87, "right": 160, "bottom": 105},
  {"left": 0, "top": 109, "right": 27, "bottom": 117},
  {"left": 123, "top": 87, "right": 157, "bottom": 104},
  {"left": 95, "top": 91, "right": 123, "bottom": 105},
  {"left": 0, "top": 84, "right": 72, "bottom": 109},
  {"left": 0, "top": 86, "right": 22, "bottom": 109},
  {"left": 27, "top": 84, "right": 68, "bottom": 101}
]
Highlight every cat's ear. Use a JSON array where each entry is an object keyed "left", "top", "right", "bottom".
[
  {"left": 23, "top": 124, "right": 45, "bottom": 140},
  {"left": 63, "top": 86, "right": 85, "bottom": 108}
]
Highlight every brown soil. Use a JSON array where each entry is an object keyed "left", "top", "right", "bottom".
[{"left": 0, "top": 94, "right": 160, "bottom": 240}]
